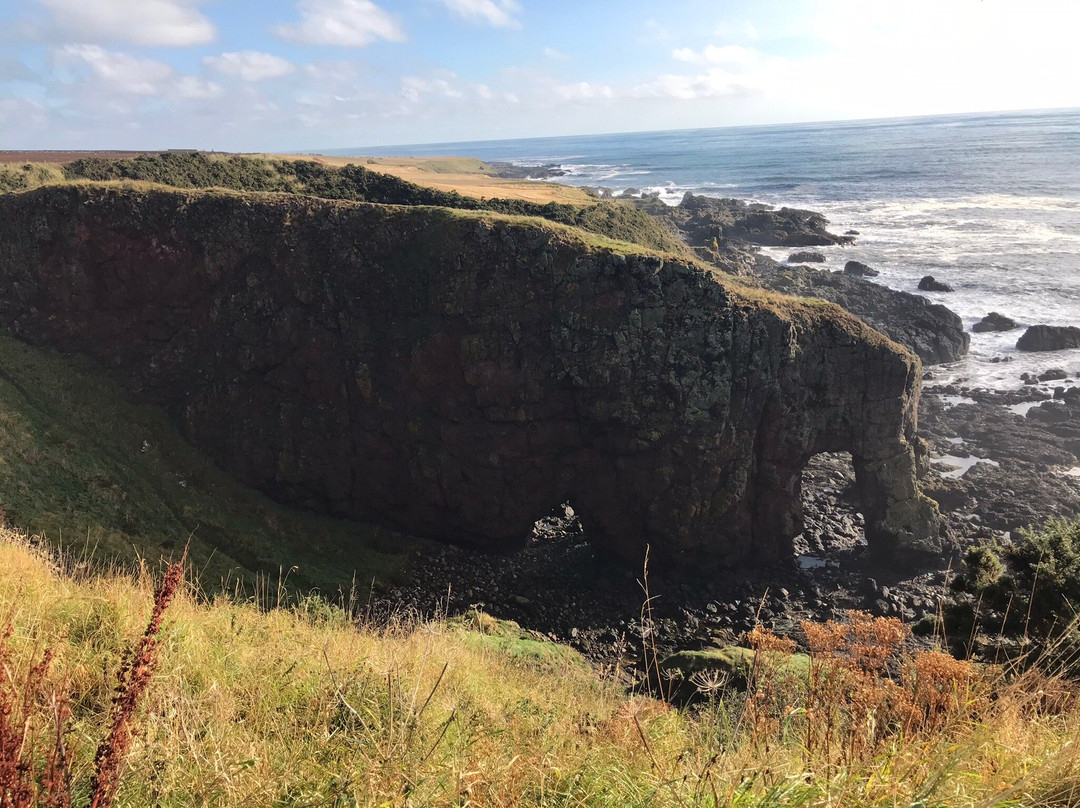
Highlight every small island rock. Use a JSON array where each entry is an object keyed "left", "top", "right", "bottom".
[
  {"left": 972, "top": 312, "right": 1018, "bottom": 333},
  {"left": 1016, "top": 325, "right": 1080, "bottom": 352},
  {"left": 918, "top": 276, "right": 953, "bottom": 292},
  {"left": 844, "top": 260, "right": 879, "bottom": 278},
  {"left": 788, "top": 250, "right": 826, "bottom": 263}
]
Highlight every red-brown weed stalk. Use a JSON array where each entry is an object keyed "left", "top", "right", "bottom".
[{"left": 88, "top": 545, "right": 188, "bottom": 808}]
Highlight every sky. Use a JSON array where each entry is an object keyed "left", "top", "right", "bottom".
[{"left": 0, "top": 0, "right": 1078, "bottom": 151}]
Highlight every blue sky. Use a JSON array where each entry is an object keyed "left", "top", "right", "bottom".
[{"left": 0, "top": 0, "right": 1077, "bottom": 151}]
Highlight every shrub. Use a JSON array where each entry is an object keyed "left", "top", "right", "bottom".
[{"left": 949, "top": 516, "right": 1080, "bottom": 664}]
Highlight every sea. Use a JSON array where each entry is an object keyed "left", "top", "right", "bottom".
[{"left": 338, "top": 108, "right": 1080, "bottom": 392}]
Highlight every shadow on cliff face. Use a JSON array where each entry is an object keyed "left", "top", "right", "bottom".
[{"left": 0, "top": 184, "right": 940, "bottom": 573}]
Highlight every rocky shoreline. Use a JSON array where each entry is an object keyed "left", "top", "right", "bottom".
[{"left": 384, "top": 191, "right": 1080, "bottom": 676}]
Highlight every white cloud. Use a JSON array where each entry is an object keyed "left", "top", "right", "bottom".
[
  {"left": 171, "top": 76, "right": 222, "bottom": 99},
  {"left": 543, "top": 46, "right": 568, "bottom": 60},
  {"left": 672, "top": 45, "right": 759, "bottom": 65},
  {"left": 401, "top": 74, "right": 465, "bottom": 103},
  {"left": 40, "top": 0, "right": 214, "bottom": 46},
  {"left": 439, "top": 0, "right": 521, "bottom": 28},
  {"left": 60, "top": 45, "right": 174, "bottom": 94},
  {"left": 274, "top": 0, "right": 405, "bottom": 47},
  {"left": 205, "top": 51, "right": 296, "bottom": 81},
  {"left": 632, "top": 68, "right": 746, "bottom": 101}
]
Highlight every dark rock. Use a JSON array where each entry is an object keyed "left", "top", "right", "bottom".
[
  {"left": 1017, "top": 325, "right": 1080, "bottom": 352},
  {"left": 971, "top": 312, "right": 1017, "bottom": 333},
  {"left": 918, "top": 276, "right": 953, "bottom": 292},
  {"left": 489, "top": 162, "right": 566, "bottom": 180},
  {"left": 788, "top": 250, "right": 826, "bottom": 263},
  {"left": 845, "top": 230, "right": 860, "bottom": 236},
  {"left": 1039, "top": 368, "right": 1069, "bottom": 382},
  {"left": 628, "top": 193, "right": 852, "bottom": 250},
  {"left": 754, "top": 263, "right": 969, "bottom": 365},
  {"left": 0, "top": 184, "right": 941, "bottom": 571},
  {"left": 844, "top": 261, "right": 879, "bottom": 278}
]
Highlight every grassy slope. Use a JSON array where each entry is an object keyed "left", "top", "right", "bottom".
[
  {"left": 0, "top": 335, "right": 414, "bottom": 597},
  {"left": 3, "top": 532, "right": 1078, "bottom": 807}
]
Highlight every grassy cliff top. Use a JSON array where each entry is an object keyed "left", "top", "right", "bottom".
[{"left": 0, "top": 151, "right": 685, "bottom": 254}]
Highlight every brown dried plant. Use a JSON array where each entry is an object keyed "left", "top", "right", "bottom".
[
  {"left": 87, "top": 544, "right": 188, "bottom": 808},
  {"left": 0, "top": 626, "right": 72, "bottom": 808}
]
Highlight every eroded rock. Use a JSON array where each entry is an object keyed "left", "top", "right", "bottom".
[
  {"left": 1017, "top": 325, "right": 1080, "bottom": 352},
  {"left": 0, "top": 185, "right": 940, "bottom": 570}
]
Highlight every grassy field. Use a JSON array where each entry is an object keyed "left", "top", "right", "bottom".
[
  {"left": 0, "top": 334, "right": 415, "bottom": 599},
  {"left": 305, "top": 155, "right": 597, "bottom": 205},
  {"left": 3, "top": 531, "right": 1080, "bottom": 807},
  {"left": 1, "top": 151, "right": 598, "bottom": 205}
]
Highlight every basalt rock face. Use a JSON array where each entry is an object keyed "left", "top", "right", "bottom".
[
  {"left": 1016, "top": 325, "right": 1080, "bottom": 352},
  {"left": 756, "top": 262, "right": 970, "bottom": 366},
  {"left": 0, "top": 185, "right": 939, "bottom": 570}
]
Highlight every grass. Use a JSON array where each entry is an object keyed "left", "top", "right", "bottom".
[
  {"left": 14, "top": 151, "right": 686, "bottom": 255},
  {"left": 4, "top": 531, "right": 1080, "bottom": 807},
  {"left": 0, "top": 334, "right": 415, "bottom": 599}
]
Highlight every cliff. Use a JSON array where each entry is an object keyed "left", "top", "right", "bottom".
[{"left": 0, "top": 184, "right": 939, "bottom": 570}]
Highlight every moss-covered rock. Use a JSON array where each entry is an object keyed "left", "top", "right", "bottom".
[{"left": 0, "top": 183, "right": 939, "bottom": 570}]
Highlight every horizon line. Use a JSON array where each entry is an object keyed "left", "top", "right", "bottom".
[{"left": 319, "top": 104, "right": 1080, "bottom": 157}]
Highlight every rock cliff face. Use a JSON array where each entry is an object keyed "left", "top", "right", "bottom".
[
  {"left": 0, "top": 185, "right": 939, "bottom": 570},
  {"left": 755, "top": 262, "right": 970, "bottom": 366}
]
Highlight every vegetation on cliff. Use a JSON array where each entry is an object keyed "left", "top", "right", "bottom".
[
  {"left": 937, "top": 516, "right": 1080, "bottom": 664},
  {"left": 0, "top": 151, "right": 686, "bottom": 255},
  {"left": 4, "top": 531, "right": 1080, "bottom": 807},
  {"left": 0, "top": 334, "right": 413, "bottom": 595}
]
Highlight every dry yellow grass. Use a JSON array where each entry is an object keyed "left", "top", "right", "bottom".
[
  {"left": 271, "top": 153, "right": 597, "bottom": 205},
  {"left": 4, "top": 527, "right": 1080, "bottom": 807}
]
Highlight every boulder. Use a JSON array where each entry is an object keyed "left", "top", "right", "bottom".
[
  {"left": 788, "top": 250, "right": 826, "bottom": 263},
  {"left": 1038, "top": 368, "right": 1069, "bottom": 382},
  {"left": 918, "top": 276, "right": 953, "bottom": 292},
  {"left": 1017, "top": 325, "right": 1080, "bottom": 352},
  {"left": 0, "top": 184, "right": 941, "bottom": 571},
  {"left": 972, "top": 312, "right": 1017, "bottom": 333},
  {"left": 844, "top": 260, "right": 879, "bottom": 278}
]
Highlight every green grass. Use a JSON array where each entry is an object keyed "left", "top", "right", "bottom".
[
  {"left": 43, "top": 151, "right": 687, "bottom": 254},
  {"left": 0, "top": 334, "right": 415, "bottom": 598}
]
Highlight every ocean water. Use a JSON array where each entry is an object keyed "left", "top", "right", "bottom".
[{"left": 342, "top": 109, "right": 1080, "bottom": 391}]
